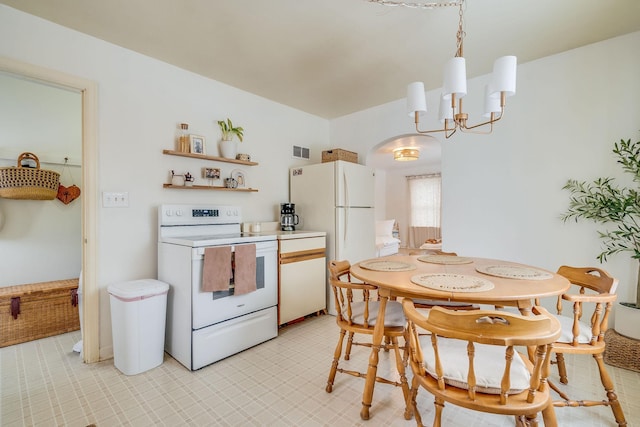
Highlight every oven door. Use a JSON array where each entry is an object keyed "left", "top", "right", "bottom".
[{"left": 191, "top": 240, "right": 277, "bottom": 329}]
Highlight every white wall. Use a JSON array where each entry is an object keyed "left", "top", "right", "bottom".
[
  {"left": 0, "top": 72, "right": 82, "bottom": 286},
  {"left": 0, "top": 5, "right": 330, "bottom": 358},
  {"left": 331, "top": 32, "right": 640, "bottom": 322}
]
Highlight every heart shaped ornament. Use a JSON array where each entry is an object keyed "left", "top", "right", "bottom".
[{"left": 57, "top": 184, "right": 81, "bottom": 204}]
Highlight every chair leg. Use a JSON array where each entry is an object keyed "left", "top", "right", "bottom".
[
  {"left": 555, "top": 352, "right": 568, "bottom": 384},
  {"left": 409, "top": 376, "right": 424, "bottom": 427},
  {"left": 433, "top": 397, "right": 444, "bottom": 427},
  {"left": 390, "top": 336, "right": 412, "bottom": 420},
  {"left": 344, "top": 331, "right": 354, "bottom": 360},
  {"left": 326, "top": 329, "right": 346, "bottom": 393},
  {"left": 593, "top": 353, "right": 627, "bottom": 426},
  {"left": 541, "top": 397, "right": 558, "bottom": 427},
  {"left": 524, "top": 413, "right": 539, "bottom": 427}
]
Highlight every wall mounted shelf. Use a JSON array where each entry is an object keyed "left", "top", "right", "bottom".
[
  {"left": 162, "top": 149, "right": 258, "bottom": 166},
  {"left": 163, "top": 184, "right": 258, "bottom": 192}
]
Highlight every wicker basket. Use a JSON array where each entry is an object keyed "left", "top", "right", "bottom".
[
  {"left": 0, "top": 278, "right": 80, "bottom": 347},
  {"left": 604, "top": 329, "right": 640, "bottom": 372},
  {"left": 321, "top": 149, "right": 358, "bottom": 164},
  {"left": 0, "top": 152, "right": 60, "bottom": 200}
]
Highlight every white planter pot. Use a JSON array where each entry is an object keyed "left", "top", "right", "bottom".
[
  {"left": 220, "top": 140, "right": 238, "bottom": 159},
  {"left": 614, "top": 302, "right": 640, "bottom": 340}
]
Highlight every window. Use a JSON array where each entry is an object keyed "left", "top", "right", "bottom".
[
  {"left": 408, "top": 174, "right": 441, "bottom": 227},
  {"left": 407, "top": 174, "right": 442, "bottom": 247}
]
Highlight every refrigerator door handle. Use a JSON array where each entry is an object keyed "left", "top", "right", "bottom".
[
  {"left": 344, "top": 207, "right": 349, "bottom": 242},
  {"left": 343, "top": 170, "right": 349, "bottom": 207}
]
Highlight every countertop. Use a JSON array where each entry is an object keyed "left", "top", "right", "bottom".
[
  {"left": 248, "top": 230, "right": 326, "bottom": 240},
  {"left": 275, "top": 230, "right": 326, "bottom": 240}
]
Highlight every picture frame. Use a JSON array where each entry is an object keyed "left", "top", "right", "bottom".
[
  {"left": 203, "top": 167, "right": 220, "bottom": 179},
  {"left": 189, "top": 134, "right": 206, "bottom": 155}
]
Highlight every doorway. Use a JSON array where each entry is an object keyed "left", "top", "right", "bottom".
[{"left": 0, "top": 57, "right": 99, "bottom": 363}]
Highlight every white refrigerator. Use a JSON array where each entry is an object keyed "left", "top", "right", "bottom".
[{"left": 290, "top": 160, "right": 376, "bottom": 315}]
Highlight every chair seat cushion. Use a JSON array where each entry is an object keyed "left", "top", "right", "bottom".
[
  {"left": 346, "top": 300, "right": 406, "bottom": 327},
  {"left": 555, "top": 314, "right": 593, "bottom": 344},
  {"left": 419, "top": 335, "right": 531, "bottom": 394}
]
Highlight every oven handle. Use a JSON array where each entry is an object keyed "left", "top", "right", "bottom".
[
  {"left": 194, "top": 244, "right": 275, "bottom": 258},
  {"left": 196, "top": 246, "right": 233, "bottom": 257}
]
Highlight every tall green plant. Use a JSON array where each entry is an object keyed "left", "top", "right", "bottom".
[{"left": 561, "top": 136, "right": 640, "bottom": 308}]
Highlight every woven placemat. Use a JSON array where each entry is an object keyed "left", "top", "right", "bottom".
[
  {"left": 411, "top": 273, "right": 494, "bottom": 292},
  {"left": 476, "top": 264, "right": 553, "bottom": 280},
  {"left": 417, "top": 255, "right": 474, "bottom": 265},
  {"left": 359, "top": 260, "right": 416, "bottom": 272},
  {"left": 475, "top": 265, "right": 553, "bottom": 280}
]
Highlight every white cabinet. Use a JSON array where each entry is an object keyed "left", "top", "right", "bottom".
[{"left": 278, "top": 236, "right": 326, "bottom": 325}]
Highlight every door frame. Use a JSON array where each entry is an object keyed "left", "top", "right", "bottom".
[{"left": 0, "top": 56, "right": 99, "bottom": 363}]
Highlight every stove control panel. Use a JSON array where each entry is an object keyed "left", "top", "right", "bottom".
[
  {"left": 159, "top": 204, "right": 241, "bottom": 226},
  {"left": 192, "top": 209, "right": 219, "bottom": 217}
]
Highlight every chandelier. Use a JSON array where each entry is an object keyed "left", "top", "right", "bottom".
[{"left": 372, "top": 0, "right": 517, "bottom": 139}]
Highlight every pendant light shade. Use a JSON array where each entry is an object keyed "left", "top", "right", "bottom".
[
  {"left": 438, "top": 93, "right": 453, "bottom": 122},
  {"left": 443, "top": 57, "right": 467, "bottom": 99},
  {"left": 483, "top": 85, "right": 501, "bottom": 117},
  {"left": 407, "top": 81, "right": 427, "bottom": 117},
  {"left": 490, "top": 56, "right": 517, "bottom": 97}
]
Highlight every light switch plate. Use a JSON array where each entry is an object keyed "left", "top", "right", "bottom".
[{"left": 102, "top": 191, "right": 129, "bottom": 208}]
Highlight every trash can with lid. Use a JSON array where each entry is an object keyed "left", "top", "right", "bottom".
[{"left": 108, "top": 279, "right": 170, "bottom": 375}]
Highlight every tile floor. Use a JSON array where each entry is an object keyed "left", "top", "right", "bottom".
[{"left": 1, "top": 314, "right": 638, "bottom": 426}]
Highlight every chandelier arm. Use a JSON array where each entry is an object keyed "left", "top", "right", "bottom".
[
  {"left": 413, "top": 112, "right": 450, "bottom": 135},
  {"left": 414, "top": 123, "right": 450, "bottom": 135},
  {"left": 460, "top": 109, "right": 504, "bottom": 131}
]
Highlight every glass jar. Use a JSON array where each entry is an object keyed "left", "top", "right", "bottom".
[{"left": 178, "top": 123, "right": 190, "bottom": 153}]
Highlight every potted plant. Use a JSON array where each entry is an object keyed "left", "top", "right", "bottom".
[
  {"left": 217, "top": 118, "right": 244, "bottom": 159},
  {"left": 561, "top": 135, "right": 640, "bottom": 340}
]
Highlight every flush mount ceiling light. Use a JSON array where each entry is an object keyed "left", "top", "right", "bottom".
[
  {"left": 393, "top": 148, "right": 420, "bottom": 161},
  {"left": 371, "top": 0, "right": 517, "bottom": 139}
]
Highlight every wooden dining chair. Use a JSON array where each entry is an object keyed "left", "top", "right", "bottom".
[
  {"left": 411, "top": 251, "right": 479, "bottom": 311},
  {"left": 325, "top": 260, "right": 411, "bottom": 412},
  {"left": 403, "top": 300, "right": 561, "bottom": 427},
  {"left": 547, "top": 266, "right": 627, "bottom": 426}
]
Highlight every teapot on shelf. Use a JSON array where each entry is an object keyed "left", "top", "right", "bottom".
[{"left": 184, "top": 172, "right": 194, "bottom": 186}]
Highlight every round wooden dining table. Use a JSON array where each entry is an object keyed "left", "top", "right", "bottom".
[{"left": 350, "top": 254, "right": 571, "bottom": 422}]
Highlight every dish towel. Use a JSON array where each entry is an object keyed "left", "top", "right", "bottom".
[
  {"left": 202, "top": 246, "right": 232, "bottom": 292},
  {"left": 234, "top": 244, "right": 257, "bottom": 295}
]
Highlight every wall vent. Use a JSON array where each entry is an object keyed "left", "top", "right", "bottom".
[{"left": 292, "top": 145, "right": 310, "bottom": 160}]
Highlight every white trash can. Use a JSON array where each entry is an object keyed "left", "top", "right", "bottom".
[{"left": 108, "top": 279, "right": 169, "bottom": 375}]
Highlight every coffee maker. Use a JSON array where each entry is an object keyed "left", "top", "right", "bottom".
[{"left": 280, "top": 203, "right": 299, "bottom": 231}]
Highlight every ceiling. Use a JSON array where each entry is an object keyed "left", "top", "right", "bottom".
[
  {"left": 3, "top": 0, "right": 640, "bottom": 170},
  {"left": 3, "top": 0, "right": 640, "bottom": 120}
]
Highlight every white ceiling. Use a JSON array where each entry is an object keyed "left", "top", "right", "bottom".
[
  {"left": 3, "top": 0, "right": 640, "bottom": 120},
  {"left": 3, "top": 0, "right": 640, "bottom": 170}
]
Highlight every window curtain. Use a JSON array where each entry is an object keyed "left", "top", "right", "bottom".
[{"left": 408, "top": 174, "right": 442, "bottom": 248}]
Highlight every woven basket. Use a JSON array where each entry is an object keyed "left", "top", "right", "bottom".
[
  {"left": 0, "top": 278, "right": 80, "bottom": 347},
  {"left": 321, "top": 149, "right": 358, "bottom": 164},
  {"left": 0, "top": 152, "right": 60, "bottom": 200},
  {"left": 604, "top": 329, "right": 640, "bottom": 372}
]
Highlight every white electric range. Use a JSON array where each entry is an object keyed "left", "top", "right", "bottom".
[{"left": 158, "top": 204, "right": 278, "bottom": 370}]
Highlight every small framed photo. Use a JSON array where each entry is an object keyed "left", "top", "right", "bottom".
[
  {"left": 189, "top": 135, "right": 206, "bottom": 155},
  {"left": 203, "top": 167, "right": 220, "bottom": 179}
]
